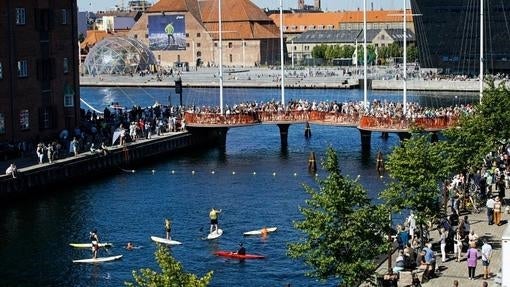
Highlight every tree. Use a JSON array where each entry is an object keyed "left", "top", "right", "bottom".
[
  {"left": 312, "top": 44, "right": 328, "bottom": 59},
  {"left": 125, "top": 244, "right": 213, "bottom": 287},
  {"left": 406, "top": 45, "right": 418, "bottom": 63},
  {"left": 380, "top": 133, "right": 457, "bottom": 242},
  {"left": 288, "top": 147, "right": 390, "bottom": 286},
  {"left": 444, "top": 80, "right": 510, "bottom": 169}
]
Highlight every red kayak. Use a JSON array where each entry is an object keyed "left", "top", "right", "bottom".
[{"left": 214, "top": 251, "right": 265, "bottom": 259}]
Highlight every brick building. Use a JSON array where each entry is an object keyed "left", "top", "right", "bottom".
[
  {"left": 128, "top": 0, "right": 281, "bottom": 68},
  {"left": 0, "top": 0, "right": 80, "bottom": 146}
]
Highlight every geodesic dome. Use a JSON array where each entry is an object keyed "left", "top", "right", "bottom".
[{"left": 84, "top": 36, "right": 156, "bottom": 75}]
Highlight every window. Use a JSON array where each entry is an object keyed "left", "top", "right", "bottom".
[
  {"left": 0, "top": 113, "right": 4, "bottom": 134},
  {"left": 63, "top": 58, "right": 69, "bottom": 74},
  {"left": 16, "top": 8, "right": 26, "bottom": 25},
  {"left": 229, "top": 54, "right": 232, "bottom": 63},
  {"left": 61, "top": 9, "right": 68, "bottom": 24},
  {"left": 197, "top": 51, "right": 202, "bottom": 57},
  {"left": 196, "top": 43, "right": 201, "bottom": 48},
  {"left": 186, "top": 43, "right": 190, "bottom": 47},
  {"left": 17, "top": 60, "right": 28, "bottom": 78},
  {"left": 0, "top": 62, "right": 3, "bottom": 80},
  {"left": 185, "top": 33, "right": 189, "bottom": 37},
  {"left": 196, "top": 33, "right": 201, "bottom": 37},
  {"left": 228, "top": 42, "right": 233, "bottom": 48},
  {"left": 134, "top": 34, "right": 138, "bottom": 39},
  {"left": 20, "top": 109, "right": 29, "bottom": 130},
  {"left": 64, "top": 83, "right": 74, "bottom": 107}
]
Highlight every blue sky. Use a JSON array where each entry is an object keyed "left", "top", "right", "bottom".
[{"left": 77, "top": 0, "right": 407, "bottom": 12}]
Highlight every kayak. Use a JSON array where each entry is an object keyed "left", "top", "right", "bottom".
[
  {"left": 214, "top": 251, "right": 265, "bottom": 259},
  {"left": 69, "top": 243, "right": 113, "bottom": 248},
  {"left": 72, "top": 255, "right": 123, "bottom": 263},
  {"left": 243, "top": 227, "right": 278, "bottom": 236},
  {"left": 150, "top": 236, "right": 182, "bottom": 245},
  {"left": 207, "top": 229, "right": 223, "bottom": 240}
]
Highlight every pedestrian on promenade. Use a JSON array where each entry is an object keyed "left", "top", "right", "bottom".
[
  {"left": 465, "top": 242, "right": 478, "bottom": 280},
  {"left": 71, "top": 137, "right": 79, "bottom": 156},
  {"left": 36, "top": 143, "right": 45, "bottom": 164},
  {"left": 454, "top": 229, "right": 463, "bottom": 262},
  {"left": 481, "top": 239, "right": 492, "bottom": 279},
  {"left": 486, "top": 196, "right": 495, "bottom": 225},
  {"left": 423, "top": 243, "right": 436, "bottom": 280},
  {"left": 439, "top": 228, "right": 448, "bottom": 262},
  {"left": 494, "top": 196, "right": 503, "bottom": 226}
]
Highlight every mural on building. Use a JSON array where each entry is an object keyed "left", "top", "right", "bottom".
[{"left": 148, "top": 15, "right": 186, "bottom": 50}]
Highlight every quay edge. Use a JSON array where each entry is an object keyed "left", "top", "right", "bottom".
[{"left": 0, "top": 129, "right": 227, "bottom": 198}]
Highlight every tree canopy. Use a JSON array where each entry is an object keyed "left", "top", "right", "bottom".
[
  {"left": 380, "top": 132, "right": 457, "bottom": 232},
  {"left": 288, "top": 147, "right": 389, "bottom": 286},
  {"left": 125, "top": 244, "right": 213, "bottom": 287}
]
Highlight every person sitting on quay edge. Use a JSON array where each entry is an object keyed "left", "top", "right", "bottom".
[{"left": 5, "top": 163, "right": 18, "bottom": 178}]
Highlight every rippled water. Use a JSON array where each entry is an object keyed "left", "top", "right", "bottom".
[{"left": 0, "top": 87, "right": 477, "bottom": 286}]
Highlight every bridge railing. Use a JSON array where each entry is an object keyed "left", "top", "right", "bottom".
[
  {"left": 358, "top": 115, "right": 459, "bottom": 130},
  {"left": 184, "top": 112, "right": 260, "bottom": 125}
]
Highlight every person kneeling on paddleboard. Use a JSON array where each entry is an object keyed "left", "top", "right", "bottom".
[
  {"left": 209, "top": 208, "right": 222, "bottom": 233},
  {"left": 236, "top": 243, "right": 246, "bottom": 255},
  {"left": 90, "top": 229, "right": 99, "bottom": 259}
]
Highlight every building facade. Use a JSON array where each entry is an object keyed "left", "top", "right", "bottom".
[
  {"left": 0, "top": 0, "right": 80, "bottom": 145},
  {"left": 128, "top": 0, "right": 281, "bottom": 68},
  {"left": 411, "top": 0, "right": 510, "bottom": 74}
]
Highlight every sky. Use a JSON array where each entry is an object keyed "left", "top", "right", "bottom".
[{"left": 77, "top": 0, "right": 408, "bottom": 12}]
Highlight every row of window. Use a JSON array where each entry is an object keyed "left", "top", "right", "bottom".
[
  {"left": 0, "top": 107, "right": 58, "bottom": 134},
  {"left": 284, "top": 24, "right": 336, "bottom": 32},
  {"left": 16, "top": 8, "right": 69, "bottom": 25},
  {"left": 0, "top": 58, "right": 70, "bottom": 79}
]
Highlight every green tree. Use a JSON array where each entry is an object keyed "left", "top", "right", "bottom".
[
  {"left": 406, "top": 45, "right": 418, "bottom": 62},
  {"left": 380, "top": 133, "right": 457, "bottom": 241},
  {"left": 444, "top": 80, "right": 510, "bottom": 169},
  {"left": 312, "top": 44, "right": 328, "bottom": 59},
  {"left": 288, "top": 147, "right": 390, "bottom": 286},
  {"left": 125, "top": 244, "right": 213, "bottom": 287}
]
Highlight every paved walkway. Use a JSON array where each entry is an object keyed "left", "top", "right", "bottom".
[{"left": 374, "top": 203, "right": 507, "bottom": 287}]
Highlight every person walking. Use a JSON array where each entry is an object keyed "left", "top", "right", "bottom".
[
  {"left": 486, "top": 196, "right": 495, "bottom": 225},
  {"left": 465, "top": 242, "right": 479, "bottom": 280},
  {"left": 481, "top": 239, "right": 492, "bottom": 279},
  {"left": 165, "top": 218, "right": 172, "bottom": 240},
  {"left": 494, "top": 196, "right": 503, "bottom": 226},
  {"left": 454, "top": 229, "right": 463, "bottom": 262},
  {"left": 209, "top": 208, "right": 222, "bottom": 234},
  {"left": 440, "top": 228, "right": 448, "bottom": 263},
  {"left": 71, "top": 137, "right": 79, "bottom": 156}
]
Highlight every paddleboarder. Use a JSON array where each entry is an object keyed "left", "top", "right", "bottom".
[
  {"left": 209, "top": 208, "right": 222, "bottom": 233},
  {"left": 165, "top": 218, "right": 172, "bottom": 240},
  {"left": 90, "top": 229, "right": 99, "bottom": 259}
]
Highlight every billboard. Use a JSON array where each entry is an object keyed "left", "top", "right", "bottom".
[{"left": 148, "top": 15, "right": 186, "bottom": 51}]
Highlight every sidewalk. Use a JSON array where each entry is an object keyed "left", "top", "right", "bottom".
[{"left": 374, "top": 205, "right": 506, "bottom": 287}]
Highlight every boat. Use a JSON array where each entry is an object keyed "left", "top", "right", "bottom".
[
  {"left": 206, "top": 229, "right": 223, "bottom": 240},
  {"left": 150, "top": 236, "right": 182, "bottom": 245},
  {"left": 214, "top": 251, "right": 265, "bottom": 260},
  {"left": 69, "top": 242, "right": 113, "bottom": 248},
  {"left": 72, "top": 255, "right": 123, "bottom": 263},
  {"left": 243, "top": 227, "right": 278, "bottom": 236}
]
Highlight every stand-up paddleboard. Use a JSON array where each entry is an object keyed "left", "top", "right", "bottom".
[
  {"left": 243, "top": 227, "right": 278, "bottom": 236},
  {"left": 72, "top": 255, "right": 123, "bottom": 263},
  {"left": 150, "top": 236, "right": 182, "bottom": 245},
  {"left": 69, "top": 243, "right": 113, "bottom": 248},
  {"left": 206, "top": 229, "right": 223, "bottom": 240},
  {"left": 214, "top": 251, "right": 265, "bottom": 259}
]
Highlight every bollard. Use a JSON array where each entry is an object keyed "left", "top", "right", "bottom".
[
  {"left": 308, "top": 151, "right": 317, "bottom": 172},
  {"left": 304, "top": 122, "right": 312, "bottom": 139}
]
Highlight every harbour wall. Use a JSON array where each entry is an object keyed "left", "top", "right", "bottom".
[{"left": 0, "top": 129, "right": 226, "bottom": 198}]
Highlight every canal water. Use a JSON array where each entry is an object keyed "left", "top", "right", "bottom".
[{"left": 0, "top": 87, "right": 477, "bottom": 286}]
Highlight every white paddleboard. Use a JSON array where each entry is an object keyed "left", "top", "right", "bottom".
[
  {"left": 69, "top": 243, "right": 112, "bottom": 248},
  {"left": 207, "top": 229, "right": 223, "bottom": 240},
  {"left": 150, "top": 236, "right": 182, "bottom": 245},
  {"left": 72, "top": 255, "right": 123, "bottom": 263},
  {"left": 243, "top": 227, "right": 278, "bottom": 236}
]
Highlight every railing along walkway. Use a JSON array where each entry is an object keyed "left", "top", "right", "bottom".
[{"left": 184, "top": 111, "right": 459, "bottom": 132}]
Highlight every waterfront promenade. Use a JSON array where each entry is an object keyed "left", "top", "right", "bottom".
[
  {"left": 373, "top": 206, "right": 507, "bottom": 287},
  {"left": 80, "top": 66, "right": 500, "bottom": 92}
]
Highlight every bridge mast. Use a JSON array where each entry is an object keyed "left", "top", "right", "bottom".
[
  {"left": 219, "top": 0, "right": 224, "bottom": 115},
  {"left": 479, "top": 0, "right": 483, "bottom": 102},
  {"left": 280, "top": 0, "right": 285, "bottom": 104}
]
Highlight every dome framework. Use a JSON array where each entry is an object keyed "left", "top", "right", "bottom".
[{"left": 84, "top": 37, "right": 156, "bottom": 75}]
